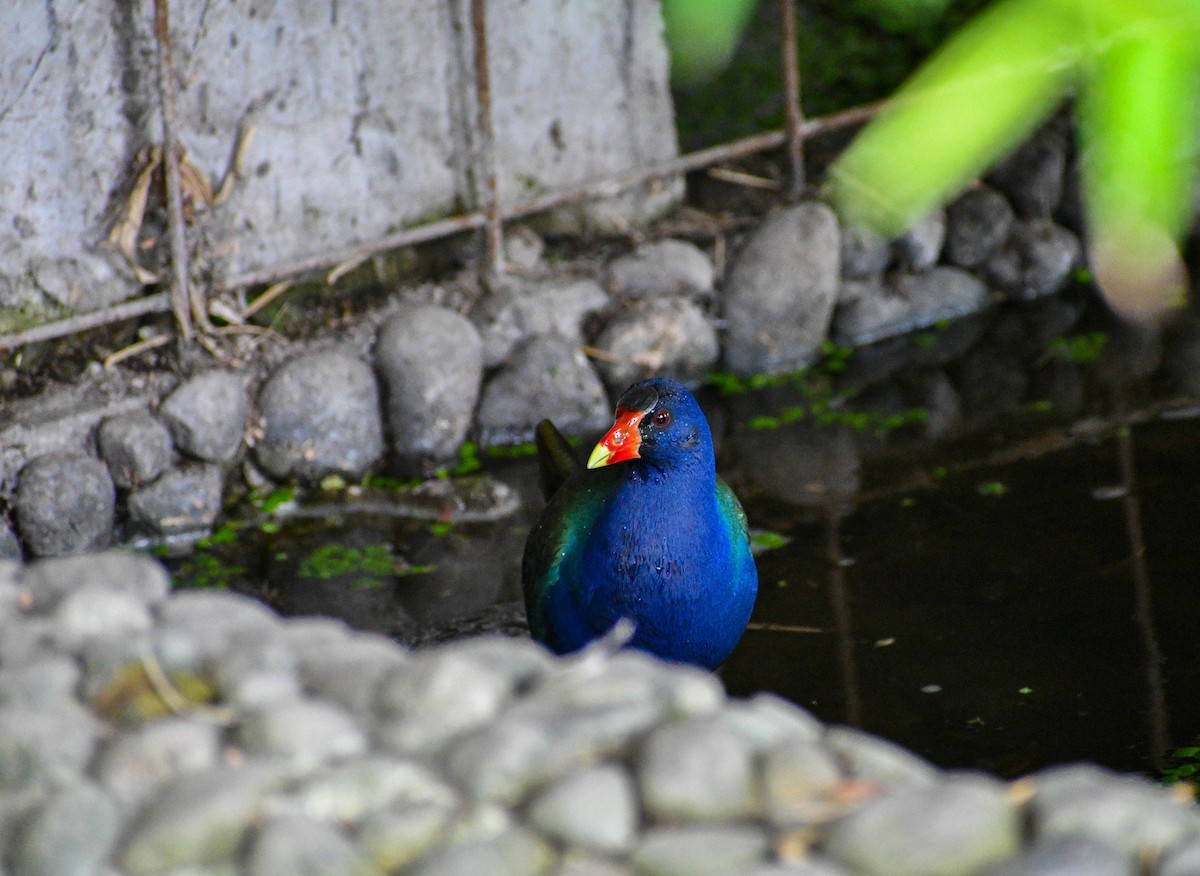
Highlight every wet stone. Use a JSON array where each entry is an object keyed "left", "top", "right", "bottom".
[
  {"left": 375, "top": 305, "right": 484, "bottom": 472},
  {"left": 630, "top": 824, "right": 770, "bottom": 876},
  {"left": 606, "top": 239, "right": 714, "bottom": 299},
  {"left": 407, "top": 827, "right": 555, "bottom": 876},
  {"left": 357, "top": 801, "right": 459, "bottom": 875},
  {"left": 944, "top": 185, "right": 1015, "bottom": 268},
  {"left": 593, "top": 298, "right": 719, "bottom": 393},
  {"left": 1031, "top": 763, "right": 1200, "bottom": 858},
  {"left": 20, "top": 551, "right": 170, "bottom": 613},
  {"left": 159, "top": 370, "right": 249, "bottom": 462},
  {"left": 475, "top": 335, "right": 610, "bottom": 445},
  {"left": 840, "top": 223, "right": 892, "bottom": 280},
  {"left": 96, "top": 412, "right": 173, "bottom": 489},
  {"left": 289, "top": 756, "right": 458, "bottom": 824},
  {"left": 638, "top": 716, "right": 758, "bottom": 822},
  {"left": 823, "top": 773, "right": 1020, "bottom": 876},
  {"left": 15, "top": 451, "right": 115, "bottom": 557},
  {"left": 374, "top": 646, "right": 514, "bottom": 754},
  {"left": 255, "top": 349, "right": 385, "bottom": 483},
  {"left": 117, "top": 764, "right": 285, "bottom": 875},
  {"left": 127, "top": 462, "right": 224, "bottom": 536},
  {"left": 235, "top": 698, "right": 367, "bottom": 774},
  {"left": 725, "top": 201, "right": 841, "bottom": 375},
  {"left": 245, "top": 814, "right": 361, "bottom": 876},
  {"left": 527, "top": 763, "right": 639, "bottom": 854},
  {"left": 93, "top": 717, "right": 223, "bottom": 813},
  {"left": 974, "top": 835, "right": 1134, "bottom": 876},
  {"left": 12, "top": 780, "right": 121, "bottom": 876},
  {"left": 823, "top": 726, "right": 940, "bottom": 788},
  {"left": 52, "top": 583, "right": 153, "bottom": 651}
]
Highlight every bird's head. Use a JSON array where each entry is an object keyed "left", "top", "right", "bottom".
[{"left": 587, "top": 378, "right": 711, "bottom": 470}]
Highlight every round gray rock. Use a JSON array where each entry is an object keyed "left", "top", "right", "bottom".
[
  {"left": 984, "top": 219, "right": 1081, "bottom": 300},
  {"left": 375, "top": 305, "right": 484, "bottom": 471},
  {"left": 823, "top": 774, "right": 1020, "bottom": 876},
  {"left": 96, "top": 412, "right": 173, "bottom": 489},
  {"left": 159, "top": 370, "right": 249, "bottom": 462},
  {"left": 974, "top": 835, "right": 1133, "bottom": 876},
  {"left": 833, "top": 267, "right": 990, "bottom": 347},
  {"left": 894, "top": 208, "right": 946, "bottom": 270},
  {"left": 944, "top": 185, "right": 1015, "bottom": 268},
  {"left": 638, "top": 716, "right": 758, "bottom": 821},
  {"left": 606, "top": 239, "right": 714, "bottom": 299},
  {"left": 15, "top": 451, "right": 115, "bottom": 557},
  {"left": 127, "top": 463, "right": 223, "bottom": 535},
  {"left": 475, "top": 336, "right": 610, "bottom": 445},
  {"left": 986, "top": 127, "right": 1067, "bottom": 218},
  {"left": 473, "top": 277, "right": 609, "bottom": 367},
  {"left": 592, "top": 298, "right": 719, "bottom": 393},
  {"left": 12, "top": 780, "right": 121, "bottom": 876},
  {"left": 840, "top": 223, "right": 892, "bottom": 280},
  {"left": 724, "top": 202, "right": 841, "bottom": 375},
  {"left": 0, "top": 521, "right": 21, "bottom": 560},
  {"left": 527, "top": 763, "right": 639, "bottom": 854},
  {"left": 256, "top": 350, "right": 385, "bottom": 483},
  {"left": 245, "top": 814, "right": 361, "bottom": 876}
]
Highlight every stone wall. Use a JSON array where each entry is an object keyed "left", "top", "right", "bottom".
[{"left": 0, "top": 0, "right": 680, "bottom": 327}]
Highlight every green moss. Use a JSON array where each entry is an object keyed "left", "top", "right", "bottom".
[{"left": 297, "top": 544, "right": 395, "bottom": 580}]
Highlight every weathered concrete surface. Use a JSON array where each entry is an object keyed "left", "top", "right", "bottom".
[{"left": 0, "top": 0, "right": 680, "bottom": 325}]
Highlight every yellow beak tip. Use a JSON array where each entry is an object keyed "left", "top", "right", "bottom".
[{"left": 586, "top": 443, "right": 611, "bottom": 469}]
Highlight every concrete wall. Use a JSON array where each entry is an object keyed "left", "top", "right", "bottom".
[{"left": 0, "top": 0, "right": 680, "bottom": 327}]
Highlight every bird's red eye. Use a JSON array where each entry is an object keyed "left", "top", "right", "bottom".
[{"left": 652, "top": 409, "right": 672, "bottom": 428}]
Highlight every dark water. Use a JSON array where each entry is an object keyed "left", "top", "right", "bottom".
[
  {"left": 167, "top": 292, "right": 1200, "bottom": 780},
  {"left": 724, "top": 409, "right": 1200, "bottom": 778}
]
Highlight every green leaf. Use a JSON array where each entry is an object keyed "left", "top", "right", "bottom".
[
  {"left": 259, "top": 487, "right": 295, "bottom": 514},
  {"left": 751, "top": 531, "right": 791, "bottom": 550},
  {"left": 830, "top": 0, "right": 1080, "bottom": 234}
]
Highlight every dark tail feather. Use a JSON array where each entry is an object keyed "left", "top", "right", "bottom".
[{"left": 535, "top": 419, "right": 581, "bottom": 500}]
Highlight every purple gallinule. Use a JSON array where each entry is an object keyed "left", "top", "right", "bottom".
[{"left": 523, "top": 377, "right": 758, "bottom": 668}]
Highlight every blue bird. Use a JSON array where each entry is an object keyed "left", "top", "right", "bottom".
[{"left": 522, "top": 377, "right": 758, "bottom": 668}]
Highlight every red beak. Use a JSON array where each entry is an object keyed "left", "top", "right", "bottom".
[{"left": 588, "top": 408, "right": 644, "bottom": 469}]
